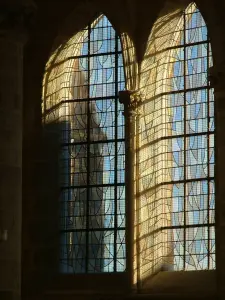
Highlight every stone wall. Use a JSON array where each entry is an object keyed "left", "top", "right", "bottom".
[
  {"left": 0, "top": 0, "right": 224, "bottom": 299},
  {"left": 0, "top": 30, "right": 23, "bottom": 300}
]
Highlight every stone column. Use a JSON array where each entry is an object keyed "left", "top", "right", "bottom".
[
  {"left": 119, "top": 90, "right": 141, "bottom": 292},
  {"left": 0, "top": 35, "right": 23, "bottom": 300},
  {"left": 0, "top": 3, "right": 34, "bottom": 299}
]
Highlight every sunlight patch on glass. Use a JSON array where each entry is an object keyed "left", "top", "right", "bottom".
[
  {"left": 43, "top": 15, "right": 126, "bottom": 273},
  {"left": 137, "top": 2, "right": 215, "bottom": 280}
]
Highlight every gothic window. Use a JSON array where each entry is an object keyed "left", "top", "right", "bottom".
[
  {"left": 42, "top": 15, "right": 126, "bottom": 274},
  {"left": 137, "top": 2, "right": 215, "bottom": 282}
]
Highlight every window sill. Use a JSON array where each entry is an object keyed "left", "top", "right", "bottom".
[
  {"left": 46, "top": 272, "right": 130, "bottom": 293},
  {"left": 139, "top": 269, "right": 216, "bottom": 296}
]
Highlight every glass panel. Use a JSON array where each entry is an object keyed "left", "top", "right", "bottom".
[
  {"left": 138, "top": 2, "right": 215, "bottom": 275},
  {"left": 44, "top": 15, "right": 125, "bottom": 273}
]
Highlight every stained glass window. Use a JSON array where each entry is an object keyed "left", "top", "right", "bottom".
[
  {"left": 170, "top": 3, "right": 215, "bottom": 271},
  {"left": 42, "top": 15, "right": 126, "bottom": 273},
  {"left": 42, "top": 2, "right": 215, "bottom": 280},
  {"left": 137, "top": 2, "right": 215, "bottom": 279}
]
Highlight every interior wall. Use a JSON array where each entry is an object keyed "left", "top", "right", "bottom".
[{"left": 10, "top": 0, "right": 225, "bottom": 299}]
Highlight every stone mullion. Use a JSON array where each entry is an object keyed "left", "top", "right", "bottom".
[{"left": 119, "top": 90, "right": 141, "bottom": 291}]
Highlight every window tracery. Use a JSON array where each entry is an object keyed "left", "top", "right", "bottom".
[
  {"left": 43, "top": 15, "right": 126, "bottom": 274},
  {"left": 136, "top": 2, "right": 215, "bottom": 283},
  {"left": 42, "top": 2, "right": 215, "bottom": 283}
]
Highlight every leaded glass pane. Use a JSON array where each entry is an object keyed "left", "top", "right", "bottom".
[
  {"left": 43, "top": 15, "right": 126, "bottom": 273},
  {"left": 138, "top": 2, "right": 215, "bottom": 276}
]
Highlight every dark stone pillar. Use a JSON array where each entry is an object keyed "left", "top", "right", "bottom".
[
  {"left": 0, "top": 2, "right": 35, "bottom": 299},
  {"left": 0, "top": 35, "right": 23, "bottom": 300}
]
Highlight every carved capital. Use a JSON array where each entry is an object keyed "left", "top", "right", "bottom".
[
  {"left": 119, "top": 90, "right": 142, "bottom": 117},
  {"left": 209, "top": 63, "right": 225, "bottom": 90}
]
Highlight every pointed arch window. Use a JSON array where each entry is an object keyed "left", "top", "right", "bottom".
[
  {"left": 42, "top": 15, "right": 126, "bottom": 274},
  {"left": 137, "top": 2, "right": 215, "bottom": 282}
]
